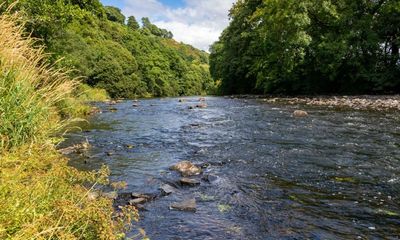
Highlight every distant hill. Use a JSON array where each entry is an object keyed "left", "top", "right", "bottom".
[{"left": 2, "top": 0, "right": 215, "bottom": 98}]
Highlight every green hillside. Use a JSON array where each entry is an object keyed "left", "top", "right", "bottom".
[{"left": 1, "top": 0, "right": 214, "bottom": 98}]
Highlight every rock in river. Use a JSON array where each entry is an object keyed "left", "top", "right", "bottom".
[
  {"left": 129, "top": 198, "right": 147, "bottom": 205},
  {"left": 160, "top": 184, "right": 177, "bottom": 195},
  {"left": 293, "top": 110, "right": 308, "bottom": 117},
  {"left": 170, "top": 198, "right": 197, "bottom": 212},
  {"left": 180, "top": 178, "right": 200, "bottom": 186},
  {"left": 102, "top": 191, "right": 118, "bottom": 200},
  {"left": 202, "top": 174, "right": 219, "bottom": 183},
  {"left": 170, "top": 161, "right": 202, "bottom": 177}
]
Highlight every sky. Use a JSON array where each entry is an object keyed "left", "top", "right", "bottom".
[{"left": 100, "top": 0, "right": 236, "bottom": 51}]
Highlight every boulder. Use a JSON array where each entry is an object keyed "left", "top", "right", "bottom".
[
  {"left": 132, "top": 103, "right": 139, "bottom": 107},
  {"left": 170, "top": 161, "right": 202, "bottom": 177},
  {"left": 180, "top": 178, "right": 200, "bottom": 186},
  {"left": 159, "top": 184, "right": 177, "bottom": 195},
  {"left": 170, "top": 198, "right": 197, "bottom": 212},
  {"left": 293, "top": 110, "right": 308, "bottom": 117},
  {"left": 199, "top": 97, "right": 206, "bottom": 102}
]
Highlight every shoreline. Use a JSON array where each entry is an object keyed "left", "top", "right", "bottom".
[{"left": 226, "top": 95, "right": 400, "bottom": 111}]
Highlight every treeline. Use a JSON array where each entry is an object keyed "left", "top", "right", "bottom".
[
  {"left": 1, "top": 0, "right": 214, "bottom": 98},
  {"left": 210, "top": 0, "right": 400, "bottom": 95}
]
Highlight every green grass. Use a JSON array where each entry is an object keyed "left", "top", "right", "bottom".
[{"left": 0, "top": 12, "right": 136, "bottom": 239}]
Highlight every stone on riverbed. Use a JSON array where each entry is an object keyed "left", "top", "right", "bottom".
[
  {"left": 196, "top": 103, "right": 208, "bottom": 108},
  {"left": 129, "top": 198, "right": 147, "bottom": 205},
  {"left": 102, "top": 191, "right": 118, "bottom": 200},
  {"left": 58, "top": 141, "right": 90, "bottom": 155},
  {"left": 202, "top": 174, "right": 219, "bottom": 183},
  {"left": 180, "top": 178, "right": 200, "bottom": 186},
  {"left": 131, "top": 192, "right": 154, "bottom": 200},
  {"left": 170, "top": 198, "right": 197, "bottom": 212},
  {"left": 293, "top": 110, "right": 308, "bottom": 117},
  {"left": 160, "top": 184, "right": 177, "bottom": 195},
  {"left": 170, "top": 161, "right": 202, "bottom": 177}
]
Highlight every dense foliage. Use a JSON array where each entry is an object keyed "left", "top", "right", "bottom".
[
  {"left": 2, "top": 0, "right": 213, "bottom": 98},
  {"left": 210, "top": 0, "right": 400, "bottom": 95}
]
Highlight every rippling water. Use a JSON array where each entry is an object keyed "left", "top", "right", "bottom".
[{"left": 65, "top": 97, "right": 400, "bottom": 239}]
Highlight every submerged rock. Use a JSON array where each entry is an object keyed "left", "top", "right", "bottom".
[
  {"left": 132, "top": 103, "right": 139, "bottom": 107},
  {"left": 160, "top": 184, "right": 177, "bottom": 195},
  {"left": 106, "top": 151, "right": 114, "bottom": 156},
  {"left": 180, "top": 178, "right": 200, "bottom": 186},
  {"left": 293, "top": 110, "right": 308, "bottom": 117},
  {"left": 131, "top": 193, "right": 154, "bottom": 200},
  {"left": 170, "top": 161, "right": 202, "bottom": 177},
  {"left": 196, "top": 103, "right": 208, "bottom": 108},
  {"left": 170, "top": 198, "right": 197, "bottom": 212},
  {"left": 199, "top": 97, "right": 206, "bottom": 102},
  {"left": 202, "top": 174, "right": 219, "bottom": 183}
]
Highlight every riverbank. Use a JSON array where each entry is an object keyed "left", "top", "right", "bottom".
[
  {"left": 0, "top": 12, "right": 135, "bottom": 239},
  {"left": 227, "top": 95, "right": 400, "bottom": 111}
]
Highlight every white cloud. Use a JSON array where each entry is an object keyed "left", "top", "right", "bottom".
[{"left": 121, "top": 0, "right": 236, "bottom": 51}]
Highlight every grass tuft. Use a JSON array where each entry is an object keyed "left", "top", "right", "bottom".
[{"left": 0, "top": 13, "right": 77, "bottom": 151}]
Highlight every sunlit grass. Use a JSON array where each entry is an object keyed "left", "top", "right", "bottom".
[
  {"left": 0, "top": 12, "right": 77, "bottom": 150},
  {"left": 0, "top": 11, "right": 137, "bottom": 239}
]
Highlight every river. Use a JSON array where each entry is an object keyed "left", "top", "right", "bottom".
[{"left": 65, "top": 97, "right": 400, "bottom": 239}]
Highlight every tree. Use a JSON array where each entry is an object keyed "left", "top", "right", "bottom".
[
  {"left": 105, "top": 6, "right": 125, "bottom": 24},
  {"left": 210, "top": 0, "right": 400, "bottom": 95},
  {"left": 127, "top": 16, "right": 140, "bottom": 30}
]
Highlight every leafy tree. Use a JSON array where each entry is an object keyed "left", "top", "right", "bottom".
[
  {"left": 210, "top": 0, "right": 400, "bottom": 94},
  {"left": 142, "top": 17, "right": 173, "bottom": 39},
  {"left": 105, "top": 6, "right": 125, "bottom": 24},
  {"left": 127, "top": 16, "right": 140, "bottom": 30},
  {"left": 2, "top": 0, "right": 214, "bottom": 98}
]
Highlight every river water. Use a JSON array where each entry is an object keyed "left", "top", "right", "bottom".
[{"left": 65, "top": 97, "right": 400, "bottom": 239}]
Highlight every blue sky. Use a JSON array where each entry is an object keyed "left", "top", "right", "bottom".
[
  {"left": 99, "top": 0, "right": 236, "bottom": 51},
  {"left": 101, "top": 0, "right": 185, "bottom": 9}
]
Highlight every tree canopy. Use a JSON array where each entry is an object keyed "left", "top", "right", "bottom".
[
  {"left": 210, "top": 0, "right": 400, "bottom": 95},
  {"left": 1, "top": 0, "right": 213, "bottom": 98}
]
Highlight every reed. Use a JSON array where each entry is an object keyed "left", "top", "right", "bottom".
[{"left": 0, "top": 12, "right": 76, "bottom": 150}]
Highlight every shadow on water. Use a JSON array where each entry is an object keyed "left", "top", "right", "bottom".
[{"left": 65, "top": 97, "right": 400, "bottom": 240}]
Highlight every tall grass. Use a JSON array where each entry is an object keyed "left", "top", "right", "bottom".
[
  {"left": 0, "top": 12, "right": 76, "bottom": 150},
  {"left": 0, "top": 11, "right": 137, "bottom": 239}
]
